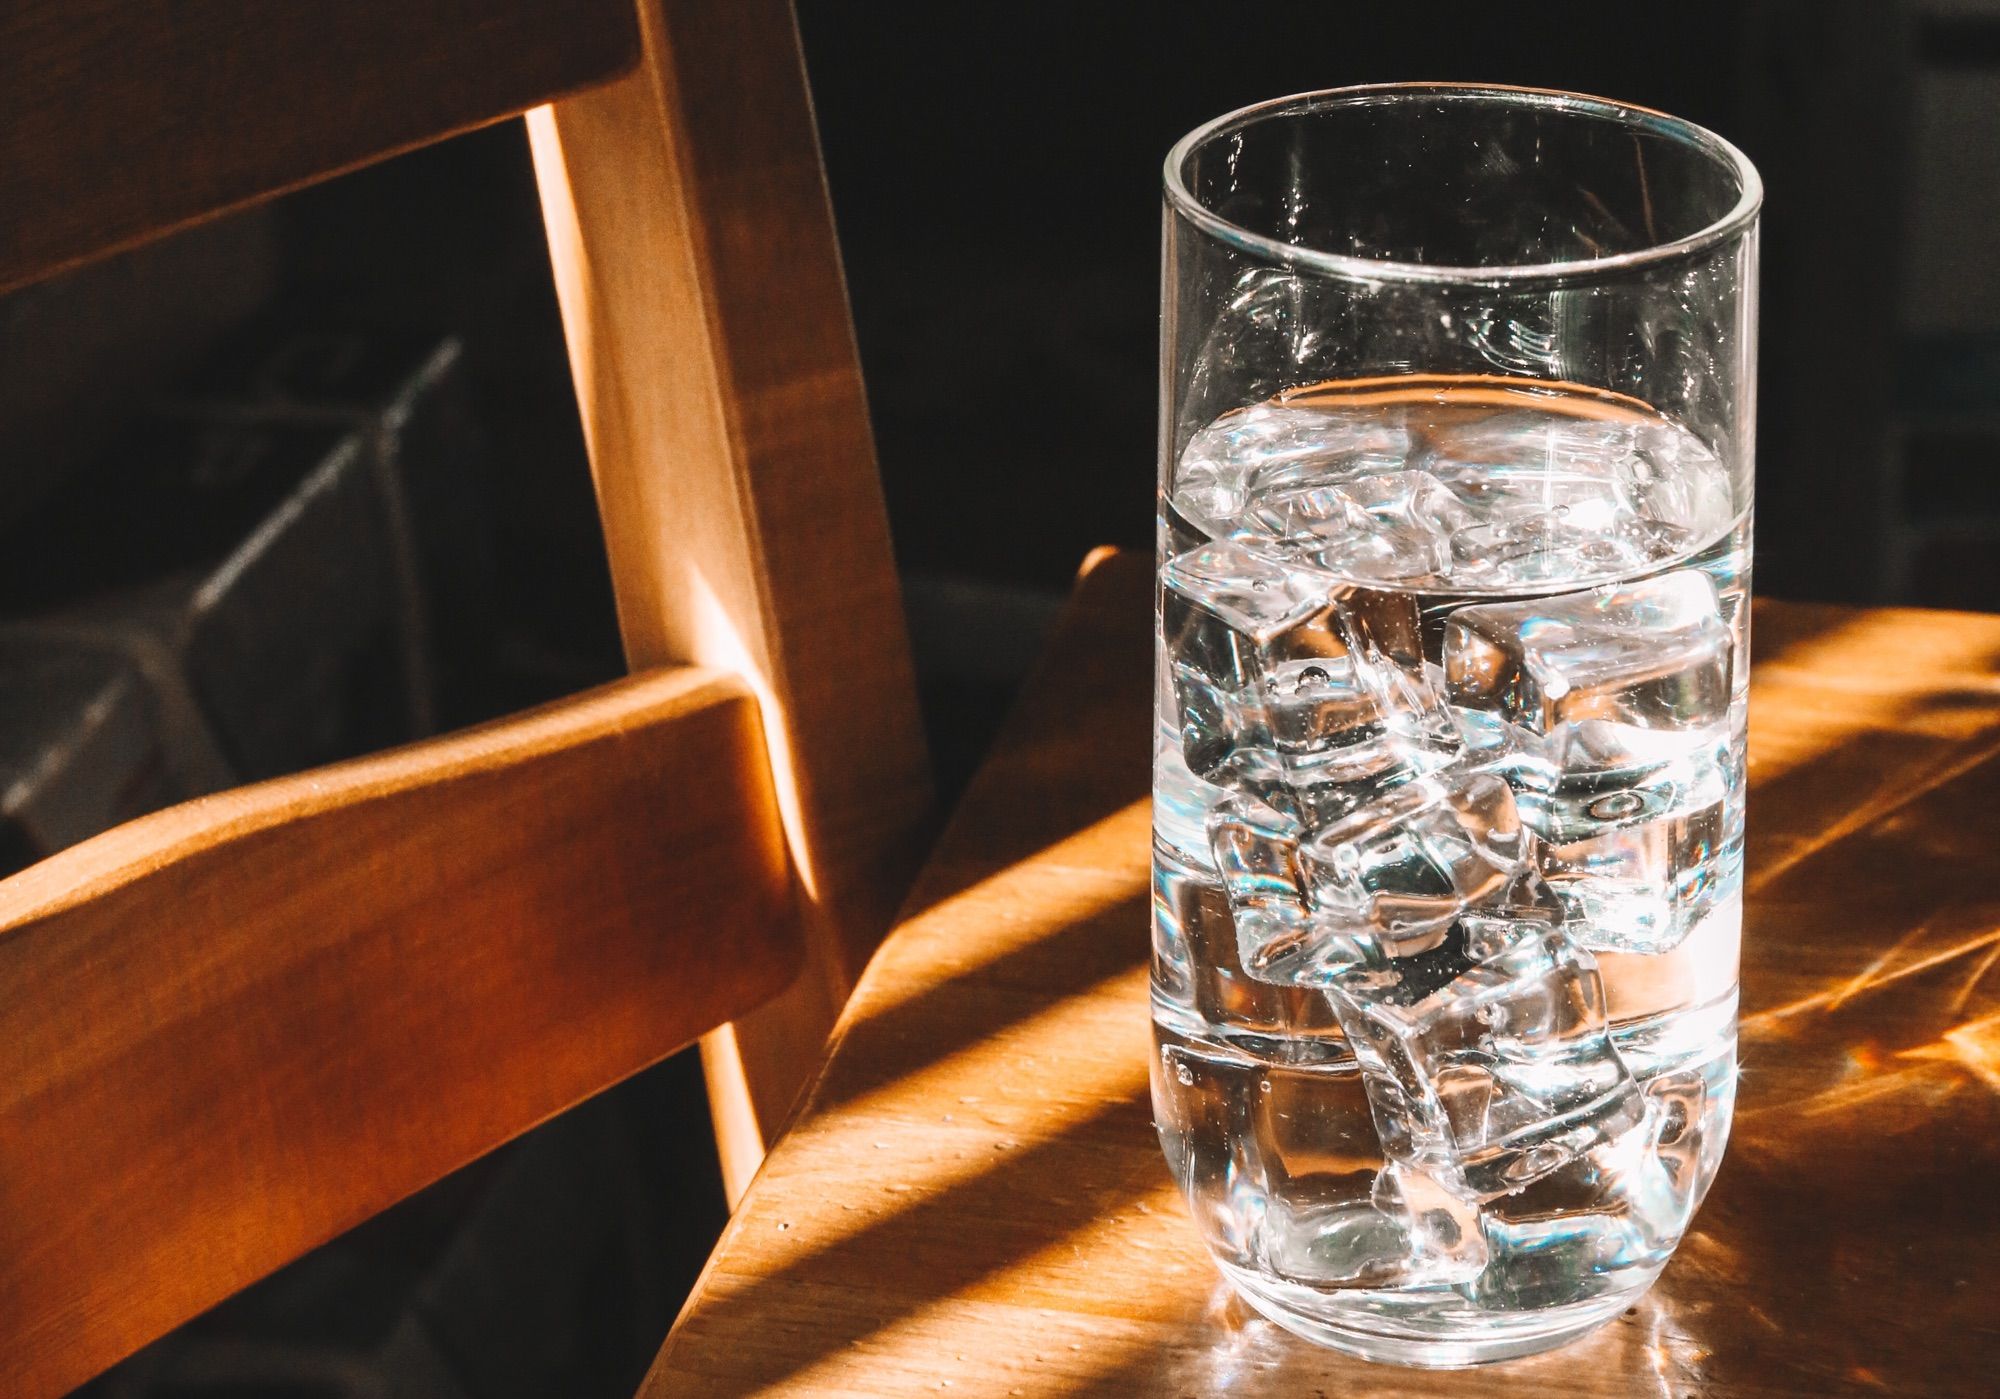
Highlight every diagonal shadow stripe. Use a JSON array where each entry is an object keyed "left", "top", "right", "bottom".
[
  {"left": 648, "top": 1081, "right": 1160, "bottom": 1396},
  {"left": 813, "top": 890, "right": 1151, "bottom": 1113}
]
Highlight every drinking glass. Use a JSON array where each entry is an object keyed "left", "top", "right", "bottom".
[{"left": 1150, "top": 84, "right": 1759, "bottom": 1366}]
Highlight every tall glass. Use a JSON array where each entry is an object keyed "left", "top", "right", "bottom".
[{"left": 1150, "top": 85, "right": 1759, "bottom": 1366}]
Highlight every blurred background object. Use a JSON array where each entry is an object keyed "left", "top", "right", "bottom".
[{"left": 4, "top": 0, "right": 1991, "bottom": 1394}]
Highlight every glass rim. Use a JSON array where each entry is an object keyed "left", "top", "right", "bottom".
[{"left": 1163, "top": 82, "right": 1764, "bottom": 286}]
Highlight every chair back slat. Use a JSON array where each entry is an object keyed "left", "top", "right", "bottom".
[
  {"left": 0, "top": 668, "right": 799, "bottom": 1399},
  {"left": 0, "top": 0, "right": 640, "bottom": 293}
]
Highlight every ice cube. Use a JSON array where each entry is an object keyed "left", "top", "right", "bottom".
[
  {"left": 1611, "top": 416, "right": 1737, "bottom": 543},
  {"left": 1296, "top": 770, "right": 1531, "bottom": 956},
  {"left": 1429, "top": 404, "right": 1626, "bottom": 467},
  {"left": 1643, "top": 1065, "right": 1714, "bottom": 1205},
  {"left": 1260, "top": 1159, "right": 1486, "bottom": 1289},
  {"left": 1248, "top": 1032, "right": 1481, "bottom": 1290},
  {"left": 1442, "top": 570, "right": 1733, "bottom": 841},
  {"left": 1464, "top": 929, "right": 1648, "bottom": 1154},
  {"left": 1420, "top": 407, "right": 1726, "bottom": 589},
  {"left": 1331, "top": 584, "right": 1461, "bottom": 755},
  {"left": 1149, "top": 831, "right": 1199, "bottom": 1009},
  {"left": 1248, "top": 470, "right": 1472, "bottom": 585},
  {"left": 1206, "top": 793, "right": 1320, "bottom": 984},
  {"left": 1161, "top": 541, "right": 1335, "bottom": 796},
  {"left": 1372, "top": 1159, "right": 1488, "bottom": 1283},
  {"left": 1448, "top": 702, "right": 1561, "bottom": 797},
  {"left": 1161, "top": 541, "right": 1456, "bottom": 803},
  {"left": 1465, "top": 1106, "right": 1683, "bottom": 1311},
  {"left": 1325, "top": 931, "right": 1470, "bottom": 1160},
  {"left": 1155, "top": 1022, "right": 1363, "bottom": 1274},
  {"left": 1154, "top": 838, "right": 1342, "bottom": 1043},
  {"left": 1255, "top": 1048, "right": 1384, "bottom": 1190},
  {"left": 1540, "top": 797, "right": 1738, "bottom": 953},
  {"left": 1323, "top": 917, "right": 1647, "bottom": 1199},
  {"left": 1223, "top": 1041, "right": 1488, "bottom": 1292},
  {"left": 1446, "top": 510, "right": 1692, "bottom": 591},
  {"left": 1173, "top": 390, "right": 1413, "bottom": 533},
  {"left": 1259, "top": 1194, "right": 1409, "bottom": 1288},
  {"left": 1206, "top": 787, "right": 1528, "bottom": 988},
  {"left": 1507, "top": 729, "right": 1732, "bottom": 846},
  {"left": 1443, "top": 569, "right": 1731, "bottom": 754},
  {"left": 1458, "top": 868, "right": 1567, "bottom": 962}
]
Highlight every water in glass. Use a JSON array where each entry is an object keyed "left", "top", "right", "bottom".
[{"left": 1152, "top": 375, "right": 1745, "bottom": 1361}]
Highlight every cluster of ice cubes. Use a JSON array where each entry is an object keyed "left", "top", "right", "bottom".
[
  {"left": 1156, "top": 390, "right": 1743, "bottom": 1294},
  {"left": 1174, "top": 394, "right": 1735, "bottom": 593}
]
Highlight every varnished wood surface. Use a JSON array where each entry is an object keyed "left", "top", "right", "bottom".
[
  {"left": 0, "top": 668, "right": 799, "bottom": 1399},
  {"left": 528, "top": 0, "right": 932, "bottom": 1197},
  {"left": 0, "top": 0, "right": 639, "bottom": 293},
  {"left": 647, "top": 550, "right": 2000, "bottom": 1398}
]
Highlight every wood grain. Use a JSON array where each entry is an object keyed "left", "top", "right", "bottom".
[
  {"left": 645, "top": 550, "right": 2000, "bottom": 1398},
  {"left": 527, "top": 0, "right": 932, "bottom": 1196},
  {"left": 0, "top": 666, "right": 800, "bottom": 1399},
  {"left": 0, "top": 0, "right": 639, "bottom": 293}
]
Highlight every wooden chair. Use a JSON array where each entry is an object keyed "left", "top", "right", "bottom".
[{"left": 0, "top": 2, "right": 932, "bottom": 1395}]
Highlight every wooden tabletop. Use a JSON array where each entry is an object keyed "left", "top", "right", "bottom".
[{"left": 645, "top": 550, "right": 2000, "bottom": 1398}]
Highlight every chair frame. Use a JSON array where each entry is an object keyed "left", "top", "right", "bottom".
[{"left": 0, "top": 2, "right": 931, "bottom": 1392}]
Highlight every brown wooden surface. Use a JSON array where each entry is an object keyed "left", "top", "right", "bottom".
[
  {"left": 0, "top": 0, "right": 639, "bottom": 293},
  {"left": 0, "top": 667, "right": 799, "bottom": 1399},
  {"left": 527, "top": 0, "right": 932, "bottom": 1198},
  {"left": 646, "top": 550, "right": 2000, "bottom": 1398}
]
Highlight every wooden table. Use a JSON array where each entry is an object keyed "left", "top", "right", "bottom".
[{"left": 645, "top": 550, "right": 2000, "bottom": 1397}]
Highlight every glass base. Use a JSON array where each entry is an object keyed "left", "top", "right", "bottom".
[{"left": 1221, "top": 1262, "right": 1655, "bottom": 1368}]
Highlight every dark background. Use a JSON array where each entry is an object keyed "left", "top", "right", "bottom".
[{"left": 5, "top": 2, "right": 1991, "bottom": 1395}]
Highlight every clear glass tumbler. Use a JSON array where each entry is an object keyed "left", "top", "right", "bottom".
[{"left": 1150, "top": 84, "right": 1759, "bottom": 1366}]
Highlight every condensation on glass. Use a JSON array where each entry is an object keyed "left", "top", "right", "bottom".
[{"left": 1151, "top": 84, "right": 1761, "bottom": 1366}]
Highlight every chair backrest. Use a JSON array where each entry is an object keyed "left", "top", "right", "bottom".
[{"left": 0, "top": 3, "right": 933, "bottom": 1394}]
